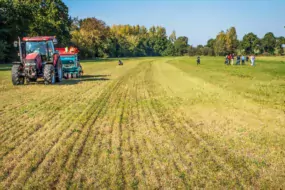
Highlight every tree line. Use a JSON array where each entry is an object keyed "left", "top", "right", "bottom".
[
  {"left": 194, "top": 27, "right": 285, "bottom": 57},
  {"left": 1, "top": 0, "right": 284, "bottom": 62}
]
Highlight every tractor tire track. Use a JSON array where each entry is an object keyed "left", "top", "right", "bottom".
[
  {"left": 146, "top": 61, "right": 249, "bottom": 188},
  {"left": 0, "top": 83, "right": 101, "bottom": 141},
  {"left": 1, "top": 83, "right": 111, "bottom": 188},
  {"left": 0, "top": 76, "right": 123, "bottom": 185},
  {"left": 24, "top": 80, "right": 119, "bottom": 189},
  {"left": 0, "top": 83, "right": 103, "bottom": 160},
  {"left": 55, "top": 78, "right": 125, "bottom": 189},
  {"left": 65, "top": 62, "right": 144, "bottom": 189}
]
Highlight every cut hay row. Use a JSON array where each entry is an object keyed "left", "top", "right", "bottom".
[{"left": 0, "top": 57, "right": 284, "bottom": 189}]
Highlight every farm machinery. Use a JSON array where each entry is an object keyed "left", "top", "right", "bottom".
[
  {"left": 55, "top": 47, "right": 83, "bottom": 78},
  {"left": 11, "top": 36, "right": 63, "bottom": 85}
]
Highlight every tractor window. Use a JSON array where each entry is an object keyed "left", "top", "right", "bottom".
[
  {"left": 26, "top": 41, "right": 47, "bottom": 56},
  {"left": 47, "top": 41, "right": 55, "bottom": 59}
]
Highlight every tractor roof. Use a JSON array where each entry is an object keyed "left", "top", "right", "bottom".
[{"left": 22, "top": 36, "right": 56, "bottom": 42}]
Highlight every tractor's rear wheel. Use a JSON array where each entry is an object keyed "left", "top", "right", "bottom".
[
  {"left": 11, "top": 65, "right": 24, "bottom": 85},
  {"left": 44, "top": 64, "right": 55, "bottom": 85},
  {"left": 56, "top": 62, "right": 63, "bottom": 82}
]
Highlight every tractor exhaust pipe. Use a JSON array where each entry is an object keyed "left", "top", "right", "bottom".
[{"left": 18, "top": 36, "right": 23, "bottom": 63}]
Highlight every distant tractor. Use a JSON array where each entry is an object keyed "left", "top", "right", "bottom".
[
  {"left": 56, "top": 47, "right": 83, "bottom": 78},
  {"left": 12, "top": 36, "right": 63, "bottom": 85}
]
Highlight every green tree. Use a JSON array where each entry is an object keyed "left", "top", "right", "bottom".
[
  {"left": 0, "top": 0, "right": 71, "bottom": 61},
  {"left": 79, "top": 17, "right": 110, "bottom": 58},
  {"left": 274, "top": 36, "right": 285, "bottom": 55},
  {"left": 174, "top": 36, "right": 188, "bottom": 56},
  {"left": 261, "top": 32, "right": 276, "bottom": 55},
  {"left": 214, "top": 31, "right": 226, "bottom": 56},
  {"left": 206, "top": 38, "right": 215, "bottom": 49},
  {"left": 169, "top": 30, "right": 176, "bottom": 43},
  {"left": 27, "top": 0, "right": 71, "bottom": 45},
  {"left": 225, "top": 27, "right": 238, "bottom": 53},
  {"left": 188, "top": 46, "right": 197, "bottom": 56},
  {"left": 163, "top": 41, "right": 176, "bottom": 56},
  {"left": 241, "top": 33, "right": 260, "bottom": 55},
  {"left": 196, "top": 45, "right": 204, "bottom": 55}
]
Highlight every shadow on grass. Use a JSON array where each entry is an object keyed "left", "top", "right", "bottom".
[
  {"left": 27, "top": 74, "right": 110, "bottom": 85},
  {"left": 82, "top": 58, "right": 130, "bottom": 63},
  {"left": 57, "top": 74, "right": 110, "bottom": 85},
  {"left": 80, "top": 74, "right": 110, "bottom": 78}
]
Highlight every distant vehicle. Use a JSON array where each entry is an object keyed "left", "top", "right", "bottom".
[
  {"left": 56, "top": 47, "right": 83, "bottom": 78},
  {"left": 11, "top": 36, "right": 63, "bottom": 85}
]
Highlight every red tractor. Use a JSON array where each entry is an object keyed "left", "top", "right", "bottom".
[{"left": 11, "top": 36, "right": 63, "bottom": 85}]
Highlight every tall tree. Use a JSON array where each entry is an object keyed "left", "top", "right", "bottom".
[
  {"left": 163, "top": 41, "right": 176, "bottom": 56},
  {"left": 196, "top": 45, "right": 204, "bottom": 55},
  {"left": 169, "top": 30, "right": 176, "bottom": 43},
  {"left": 188, "top": 45, "right": 197, "bottom": 56},
  {"left": 27, "top": 0, "right": 71, "bottom": 45},
  {"left": 79, "top": 17, "right": 110, "bottom": 57},
  {"left": 206, "top": 38, "right": 215, "bottom": 49},
  {"left": 214, "top": 31, "right": 226, "bottom": 56},
  {"left": 261, "top": 32, "right": 276, "bottom": 55},
  {"left": 274, "top": 36, "right": 285, "bottom": 55},
  {"left": 241, "top": 33, "right": 260, "bottom": 55},
  {"left": 225, "top": 27, "right": 238, "bottom": 53},
  {"left": 174, "top": 36, "right": 188, "bottom": 56}
]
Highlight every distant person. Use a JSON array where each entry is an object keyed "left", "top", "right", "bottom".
[
  {"left": 231, "top": 53, "right": 234, "bottom": 65},
  {"left": 118, "top": 60, "right": 123, "bottom": 65},
  {"left": 241, "top": 55, "right": 245, "bottom": 65},
  {"left": 225, "top": 55, "right": 229, "bottom": 65},
  {"left": 197, "top": 56, "right": 200, "bottom": 65},
  {"left": 227, "top": 54, "right": 232, "bottom": 65},
  {"left": 250, "top": 55, "right": 255, "bottom": 66},
  {"left": 246, "top": 55, "right": 249, "bottom": 62},
  {"left": 236, "top": 55, "right": 241, "bottom": 65}
]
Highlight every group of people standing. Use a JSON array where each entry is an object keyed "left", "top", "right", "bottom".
[{"left": 225, "top": 54, "right": 255, "bottom": 66}]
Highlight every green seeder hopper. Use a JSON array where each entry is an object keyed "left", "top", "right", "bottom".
[{"left": 56, "top": 47, "right": 83, "bottom": 78}]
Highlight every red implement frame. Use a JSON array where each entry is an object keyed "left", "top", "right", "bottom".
[{"left": 56, "top": 47, "right": 79, "bottom": 55}]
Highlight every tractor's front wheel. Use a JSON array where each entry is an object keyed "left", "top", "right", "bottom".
[
  {"left": 11, "top": 65, "right": 24, "bottom": 85},
  {"left": 44, "top": 64, "right": 55, "bottom": 85},
  {"left": 56, "top": 62, "right": 63, "bottom": 82}
]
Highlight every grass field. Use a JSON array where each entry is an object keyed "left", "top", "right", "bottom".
[{"left": 0, "top": 56, "right": 285, "bottom": 189}]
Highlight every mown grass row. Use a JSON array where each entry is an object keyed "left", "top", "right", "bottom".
[
  {"left": 1, "top": 57, "right": 284, "bottom": 189},
  {"left": 0, "top": 60, "right": 138, "bottom": 188}
]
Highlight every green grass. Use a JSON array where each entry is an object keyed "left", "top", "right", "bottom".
[{"left": 0, "top": 56, "right": 284, "bottom": 189}]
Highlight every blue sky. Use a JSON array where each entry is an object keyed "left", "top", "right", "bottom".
[{"left": 63, "top": 0, "right": 285, "bottom": 46}]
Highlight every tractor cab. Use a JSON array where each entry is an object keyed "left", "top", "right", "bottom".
[
  {"left": 22, "top": 36, "right": 58, "bottom": 70},
  {"left": 56, "top": 47, "right": 83, "bottom": 78}
]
